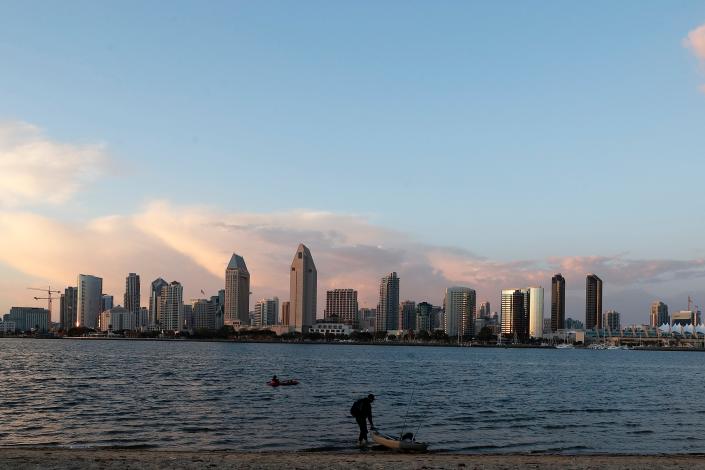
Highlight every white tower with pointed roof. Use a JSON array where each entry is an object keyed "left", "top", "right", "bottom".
[{"left": 289, "top": 244, "right": 317, "bottom": 332}]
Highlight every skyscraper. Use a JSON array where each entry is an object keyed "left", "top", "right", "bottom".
[
  {"left": 289, "top": 244, "right": 317, "bottom": 332},
  {"left": 325, "top": 289, "right": 358, "bottom": 327},
  {"left": 254, "top": 297, "right": 279, "bottom": 327},
  {"left": 415, "top": 302, "right": 433, "bottom": 332},
  {"left": 160, "top": 281, "right": 183, "bottom": 332},
  {"left": 501, "top": 288, "right": 529, "bottom": 342},
  {"left": 650, "top": 301, "right": 669, "bottom": 327},
  {"left": 604, "top": 310, "right": 620, "bottom": 332},
  {"left": 528, "top": 287, "right": 544, "bottom": 339},
  {"left": 478, "top": 301, "right": 491, "bottom": 319},
  {"left": 60, "top": 286, "right": 78, "bottom": 330},
  {"left": 585, "top": 274, "right": 603, "bottom": 330},
  {"left": 77, "top": 274, "right": 103, "bottom": 329},
  {"left": 149, "top": 278, "right": 169, "bottom": 327},
  {"left": 225, "top": 253, "right": 250, "bottom": 326},
  {"left": 101, "top": 294, "right": 113, "bottom": 313},
  {"left": 399, "top": 300, "right": 416, "bottom": 330},
  {"left": 444, "top": 287, "right": 476, "bottom": 338},
  {"left": 281, "top": 301, "right": 291, "bottom": 326},
  {"left": 551, "top": 273, "right": 565, "bottom": 332},
  {"left": 124, "top": 273, "right": 140, "bottom": 316},
  {"left": 376, "top": 272, "right": 400, "bottom": 333}
]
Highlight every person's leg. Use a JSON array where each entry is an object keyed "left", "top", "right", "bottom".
[{"left": 356, "top": 417, "right": 367, "bottom": 443}]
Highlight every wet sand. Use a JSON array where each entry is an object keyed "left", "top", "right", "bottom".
[{"left": 1, "top": 449, "right": 705, "bottom": 469}]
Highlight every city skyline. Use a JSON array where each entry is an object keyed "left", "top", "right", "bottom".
[{"left": 1, "top": 4, "right": 705, "bottom": 325}]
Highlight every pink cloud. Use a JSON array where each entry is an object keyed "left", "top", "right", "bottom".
[
  {"left": 1, "top": 202, "right": 705, "bottom": 325},
  {"left": 684, "top": 23, "right": 705, "bottom": 60}
]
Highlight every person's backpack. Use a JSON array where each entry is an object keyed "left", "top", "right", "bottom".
[{"left": 350, "top": 399, "right": 364, "bottom": 417}]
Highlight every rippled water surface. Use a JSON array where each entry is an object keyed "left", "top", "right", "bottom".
[{"left": 2, "top": 338, "right": 705, "bottom": 453}]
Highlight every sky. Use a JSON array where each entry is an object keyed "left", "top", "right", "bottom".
[{"left": 1, "top": 1, "right": 705, "bottom": 325}]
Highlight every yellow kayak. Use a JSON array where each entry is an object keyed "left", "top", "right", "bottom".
[{"left": 371, "top": 430, "right": 428, "bottom": 452}]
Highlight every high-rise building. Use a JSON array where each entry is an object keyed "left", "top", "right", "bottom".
[
  {"left": 399, "top": 300, "right": 416, "bottom": 330},
  {"left": 124, "top": 273, "right": 140, "bottom": 315},
  {"left": 289, "top": 244, "right": 317, "bottom": 332},
  {"left": 604, "top": 310, "right": 621, "bottom": 332},
  {"left": 376, "top": 272, "right": 400, "bottom": 333},
  {"left": 444, "top": 287, "right": 476, "bottom": 338},
  {"left": 650, "top": 301, "right": 669, "bottom": 327},
  {"left": 77, "top": 274, "right": 103, "bottom": 329},
  {"left": 149, "top": 278, "right": 169, "bottom": 327},
  {"left": 60, "top": 286, "right": 78, "bottom": 330},
  {"left": 254, "top": 297, "right": 279, "bottom": 327},
  {"left": 101, "top": 294, "right": 114, "bottom": 313},
  {"left": 192, "top": 294, "right": 224, "bottom": 330},
  {"left": 325, "top": 289, "right": 359, "bottom": 327},
  {"left": 565, "top": 317, "right": 584, "bottom": 329},
  {"left": 183, "top": 303, "right": 194, "bottom": 329},
  {"left": 358, "top": 307, "right": 376, "bottom": 331},
  {"left": 225, "top": 253, "right": 250, "bottom": 326},
  {"left": 159, "top": 281, "right": 183, "bottom": 332},
  {"left": 415, "top": 302, "right": 433, "bottom": 332},
  {"left": 478, "top": 301, "right": 491, "bottom": 319},
  {"left": 585, "top": 274, "right": 603, "bottom": 330},
  {"left": 281, "top": 301, "right": 291, "bottom": 325},
  {"left": 551, "top": 273, "right": 565, "bottom": 332},
  {"left": 501, "top": 288, "right": 529, "bottom": 342},
  {"left": 528, "top": 286, "right": 544, "bottom": 339}
]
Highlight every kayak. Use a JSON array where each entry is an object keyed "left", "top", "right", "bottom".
[
  {"left": 267, "top": 379, "right": 299, "bottom": 387},
  {"left": 371, "top": 430, "right": 428, "bottom": 452}
]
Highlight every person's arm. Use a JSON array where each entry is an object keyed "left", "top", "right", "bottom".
[{"left": 367, "top": 405, "right": 374, "bottom": 428}]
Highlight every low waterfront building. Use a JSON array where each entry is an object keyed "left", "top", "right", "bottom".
[
  {"left": 309, "top": 321, "right": 353, "bottom": 336},
  {"left": 4, "top": 307, "right": 50, "bottom": 332}
]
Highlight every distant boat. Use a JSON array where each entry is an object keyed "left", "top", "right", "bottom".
[
  {"left": 371, "top": 430, "right": 428, "bottom": 452},
  {"left": 556, "top": 343, "right": 574, "bottom": 349}
]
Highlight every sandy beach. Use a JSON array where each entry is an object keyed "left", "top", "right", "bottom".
[{"left": 2, "top": 449, "right": 705, "bottom": 469}]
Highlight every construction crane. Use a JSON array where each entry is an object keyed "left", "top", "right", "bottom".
[{"left": 28, "top": 286, "right": 61, "bottom": 318}]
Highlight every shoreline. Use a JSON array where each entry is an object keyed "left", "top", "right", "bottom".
[
  {"left": 3, "top": 336, "right": 705, "bottom": 352},
  {"left": 2, "top": 448, "right": 705, "bottom": 469}
]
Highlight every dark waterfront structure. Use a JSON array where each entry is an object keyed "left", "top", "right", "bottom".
[
  {"left": 376, "top": 272, "right": 400, "bottom": 333},
  {"left": 551, "top": 273, "right": 565, "bottom": 332},
  {"left": 501, "top": 289, "right": 529, "bottom": 342},
  {"left": 585, "top": 274, "right": 603, "bottom": 330},
  {"left": 60, "top": 286, "right": 78, "bottom": 330},
  {"left": 124, "top": 273, "right": 140, "bottom": 316}
]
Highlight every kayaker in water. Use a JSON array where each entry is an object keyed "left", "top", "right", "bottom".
[
  {"left": 271, "top": 375, "right": 280, "bottom": 386},
  {"left": 350, "top": 394, "right": 375, "bottom": 446}
]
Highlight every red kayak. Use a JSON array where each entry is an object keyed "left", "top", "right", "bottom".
[{"left": 267, "top": 379, "right": 299, "bottom": 387}]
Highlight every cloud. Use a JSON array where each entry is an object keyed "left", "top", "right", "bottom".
[
  {"left": 684, "top": 23, "right": 705, "bottom": 92},
  {"left": 2, "top": 201, "right": 705, "bottom": 326},
  {"left": 0, "top": 121, "right": 108, "bottom": 207}
]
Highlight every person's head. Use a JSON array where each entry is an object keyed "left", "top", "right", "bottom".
[
  {"left": 273, "top": 375, "right": 278, "bottom": 379},
  {"left": 368, "top": 394, "right": 375, "bottom": 402}
]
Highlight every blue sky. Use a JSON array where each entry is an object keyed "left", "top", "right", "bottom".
[{"left": 1, "top": 1, "right": 705, "bottom": 323}]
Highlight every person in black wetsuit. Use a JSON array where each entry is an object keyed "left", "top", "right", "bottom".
[{"left": 350, "top": 394, "right": 375, "bottom": 446}]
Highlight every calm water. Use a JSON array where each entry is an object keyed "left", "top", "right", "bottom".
[{"left": 1, "top": 338, "right": 705, "bottom": 454}]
